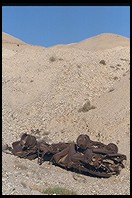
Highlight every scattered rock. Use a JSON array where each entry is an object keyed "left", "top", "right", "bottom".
[
  {"left": 110, "top": 65, "right": 115, "bottom": 68},
  {"left": 117, "top": 64, "right": 121, "bottom": 67},
  {"left": 72, "top": 173, "right": 87, "bottom": 183},
  {"left": 31, "top": 190, "right": 44, "bottom": 195},
  {"left": 99, "top": 60, "right": 106, "bottom": 65},
  {"left": 108, "top": 88, "right": 115, "bottom": 92},
  {"left": 120, "top": 58, "right": 128, "bottom": 61},
  {"left": 113, "top": 76, "right": 118, "bottom": 80},
  {"left": 58, "top": 58, "right": 63, "bottom": 61}
]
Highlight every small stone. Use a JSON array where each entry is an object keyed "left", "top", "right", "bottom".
[{"left": 99, "top": 60, "right": 106, "bottom": 65}]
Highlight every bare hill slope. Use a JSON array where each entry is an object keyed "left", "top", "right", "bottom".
[
  {"left": 2, "top": 32, "right": 26, "bottom": 45},
  {"left": 50, "top": 33, "right": 129, "bottom": 51},
  {"left": 2, "top": 32, "right": 130, "bottom": 195}
]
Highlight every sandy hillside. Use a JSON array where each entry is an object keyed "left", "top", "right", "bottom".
[{"left": 2, "top": 32, "right": 130, "bottom": 195}]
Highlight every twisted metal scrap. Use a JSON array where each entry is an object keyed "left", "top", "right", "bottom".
[{"left": 2, "top": 133, "right": 127, "bottom": 178}]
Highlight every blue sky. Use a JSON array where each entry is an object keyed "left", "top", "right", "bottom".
[{"left": 2, "top": 6, "right": 130, "bottom": 47}]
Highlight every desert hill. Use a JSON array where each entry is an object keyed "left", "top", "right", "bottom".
[
  {"left": 70, "top": 33, "right": 129, "bottom": 50},
  {"left": 50, "top": 33, "right": 129, "bottom": 51},
  {"left": 2, "top": 32, "right": 130, "bottom": 195},
  {"left": 2, "top": 32, "right": 26, "bottom": 45}
]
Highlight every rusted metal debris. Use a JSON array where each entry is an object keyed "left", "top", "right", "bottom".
[{"left": 2, "top": 133, "right": 127, "bottom": 178}]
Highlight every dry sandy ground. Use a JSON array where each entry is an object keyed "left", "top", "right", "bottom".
[{"left": 2, "top": 32, "right": 130, "bottom": 195}]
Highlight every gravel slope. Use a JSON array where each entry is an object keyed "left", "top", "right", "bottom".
[{"left": 2, "top": 32, "right": 130, "bottom": 195}]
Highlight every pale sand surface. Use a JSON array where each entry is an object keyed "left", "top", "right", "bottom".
[{"left": 2, "top": 32, "right": 130, "bottom": 195}]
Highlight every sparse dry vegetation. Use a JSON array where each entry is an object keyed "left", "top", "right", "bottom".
[
  {"left": 78, "top": 99, "right": 96, "bottom": 112},
  {"left": 49, "top": 55, "right": 56, "bottom": 62},
  {"left": 43, "top": 186, "right": 77, "bottom": 195}
]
